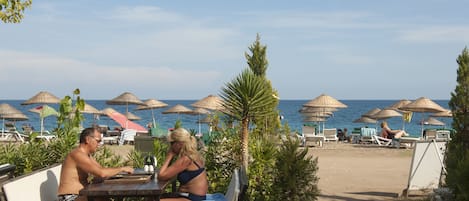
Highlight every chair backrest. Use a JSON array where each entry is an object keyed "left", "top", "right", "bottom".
[
  {"left": 323, "top": 128, "right": 337, "bottom": 135},
  {"left": 302, "top": 126, "right": 316, "bottom": 135},
  {"left": 361, "top": 128, "right": 377, "bottom": 137},
  {"left": 224, "top": 168, "right": 240, "bottom": 201},
  {"left": 119, "top": 129, "right": 137, "bottom": 145},
  {"left": 425, "top": 130, "right": 437, "bottom": 140},
  {"left": 2, "top": 164, "right": 61, "bottom": 201}
]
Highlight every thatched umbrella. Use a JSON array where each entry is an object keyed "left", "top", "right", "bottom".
[
  {"left": 419, "top": 117, "right": 445, "bottom": 126},
  {"left": 125, "top": 112, "right": 141, "bottom": 121},
  {"left": 0, "top": 103, "right": 27, "bottom": 134},
  {"left": 362, "top": 108, "right": 381, "bottom": 118},
  {"left": 189, "top": 107, "right": 211, "bottom": 135},
  {"left": 135, "top": 99, "right": 168, "bottom": 128},
  {"left": 371, "top": 109, "right": 402, "bottom": 120},
  {"left": 353, "top": 116, "right": 377, "bottom": 124},
  {"left": 106, "top": 92, "right": 144, "bottom": 113},
  {"left": 430, "top": 110, "right": 452, "bottom": 118},
  {"left": 21, "top": 91, "right": 61, "bottom": 105},
  {"left": 303, "top": 94, "right": 347, "bottom": 132},
  {"left": 106, "top": 92, "right": 144, "bottom": 129},
  {"left": 191, "top": 95, "right": 224, "bottom": 111},
  {"left": 399, "top": 97, "right": 447, "bottom": 137},
  {"left": 303, "top": 94, "right": 347, "bottom": 108},
  {"left": 386, "top": 99, "right": 412, "bottom": 112}
]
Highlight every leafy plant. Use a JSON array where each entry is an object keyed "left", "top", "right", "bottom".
[
  {"left": 446, "top": 47, "right": 469, "bottom": 200},
  {"left": 273, "top": 138, "right": 319, "bottom": 201}
]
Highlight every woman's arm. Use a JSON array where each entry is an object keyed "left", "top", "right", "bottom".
[{"left": 158, "top": 152, "right": 191, "bottom": 181}]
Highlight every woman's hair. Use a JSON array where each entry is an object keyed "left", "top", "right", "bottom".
[
  {"left": 169, "top": 128, "right": 200, "bottom": 160},
  {"left": 380, "top": 121, "right": 388, "bottom": 128}
]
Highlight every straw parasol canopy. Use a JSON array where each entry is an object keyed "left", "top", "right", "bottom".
[
  {"left": 398, "top": 97, "right": 446, "bottom": 113},
  {"left": 0, "top": 103, "right": 23, "bottom": 116},
  {"left": 299, "top": 107, "right": 338, "bottom": 113},
  {"left": 135, "top": 99, "right": 168, "bottom": 128},
  {"left": 303, "top": 116, "right": 327, "bottom": 122},
  {"left": 430, "top": 110, "right": 452, "bottom": 118},
  {"left": 300, "top": 111, "right": 333, "bottom": 118},
  {"left": 303, "top": 94, "right": 347, "bottom": 108},
  {"left": 191, "top": 95, "right": 224, "bottom": 111},
  {"left": 80, "top": 103, "right": 101, "bottom": 114},
  {"left": 106, "top": 92, "right": 144, "bottom": 114},
  {"left": 135, "top": 99, "right": 168, "bottom": 110},
  {"left": 125, "top": 112, "right": 141, "bottom": 121},
  {"left": 371, "top": 109, "right": 402, "bottom": 120},
  {"left": 21, "top": 91, "right": 61, "bottom": 105},
  {"left": 162, "top": 104, "right": 193, "bottom": 114},
  {"left": 197, "top": 115, "right": 213, "bottom": 124},
  {"left": 399, "top": 97, "right": 446, "bottom": 137},
  {"left": 419, "top": 117, "right": 445, "bottom": 126},
  {"left": 101, "top": 107, "right": 118, "bottom": 115},
  {"left": 362, "top": 108, "right": 381, "bottom": 118},
  {"left": 353, "top": 116, "right": 377, "bottom": 124},
  {"left": 0, "top": 104, "right": 28, "bottom": 133},
  {"left": 386, "top": 99, "right": 412, "bottom": 112}
]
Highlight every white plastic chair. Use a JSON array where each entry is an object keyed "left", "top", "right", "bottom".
[
  {"left": 119, "top": 129, "right": 137, "bottom": 145},
  {"left": 204, "top": 168, "right": 240, "bottom": 201}
]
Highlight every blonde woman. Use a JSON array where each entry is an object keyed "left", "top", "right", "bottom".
[
  {"left": 380, "top": 121, "right": 406, "bottom": 139},
  {"left": 158, "top": 128, "right": 208, "bottom": 201}
]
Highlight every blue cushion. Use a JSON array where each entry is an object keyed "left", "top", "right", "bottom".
[{"left": 204, "top": 193, "right": 226, "bottom": 201}]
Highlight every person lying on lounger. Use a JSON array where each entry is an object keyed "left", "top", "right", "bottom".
[{"left": 380, "top": 121, "right": 406, "bottom": 139}]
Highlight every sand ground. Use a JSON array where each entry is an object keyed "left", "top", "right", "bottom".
[{"left": 106, "top": 142, "right": 425, "bottom": 201}]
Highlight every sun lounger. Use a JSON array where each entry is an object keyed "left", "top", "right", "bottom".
[
  {"left": 360, "top": 127, "right": 377, "bottom": 143},
  {"left": 323, "top": 128, "right": 338, "bottom": 142},
  {"left": 119, "top": 129, "right": 137, "bottom": 145},
  {"left": 373, "top": 135, "right": 392, "bottom": 146},
  {"left": 301, "top": 126, "right": 324, "bottom": 147}
]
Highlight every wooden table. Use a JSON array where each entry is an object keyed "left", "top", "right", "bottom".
[{"left": 79, "top": 175, "right": 170, "bottom": 201}]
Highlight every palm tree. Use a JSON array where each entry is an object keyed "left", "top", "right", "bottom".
[{"left": 220, "top": 68, "right": 276, "bottom": 168}]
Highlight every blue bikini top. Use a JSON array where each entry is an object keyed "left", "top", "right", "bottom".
[{"left": 177, "top": 157, "right": 205, "bottom": 185}]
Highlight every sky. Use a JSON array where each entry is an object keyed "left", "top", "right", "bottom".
[{"left": 1, "top": 0, "right": 468, "bottom": 100}]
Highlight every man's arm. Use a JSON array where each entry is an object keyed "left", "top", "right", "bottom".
[{"left": 71, "top": 151, "right": 133, "bottom": 178}]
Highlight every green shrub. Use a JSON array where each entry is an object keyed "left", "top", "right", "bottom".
[
  {"left": 246, "top": 135, "right": 277, "bottom": 201},
  {"left": 273, "top": 138, "right": 319, "bottom": 201},
  {"left": 204, "top": 128, "right": 241, "bottom": 193}
]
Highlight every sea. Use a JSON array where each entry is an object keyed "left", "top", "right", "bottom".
[{"left": 1, "top": 100, "right": 452, "bottom": 138}]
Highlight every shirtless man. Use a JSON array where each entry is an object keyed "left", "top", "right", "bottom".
[{"left": 57, "top": 127, "right": 134, "bottom": 201}]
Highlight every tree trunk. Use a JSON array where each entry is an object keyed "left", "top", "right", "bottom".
[{"left": 241, "top": 117, "right": 250, "bottom": 169}]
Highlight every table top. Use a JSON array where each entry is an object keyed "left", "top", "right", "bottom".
[{"left": 79, "top": 176, "right": 170, "bottom": 197}]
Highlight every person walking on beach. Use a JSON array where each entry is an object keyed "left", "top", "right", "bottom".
[
  {"left": 380, "top": 121, "right": 406, "bottom": 139},
  {"left": 57, "top": 127, "right": 134, "bottom": 201},
  {"left": 158, "top": 128, "right": 208, "bottom": 201}
]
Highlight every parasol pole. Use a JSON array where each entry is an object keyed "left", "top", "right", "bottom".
[
  {"left": 198, "top": 114, "right": 201, "bottom": 135},
  {"left": 125, "top": 102, "right": 129, "bottom": 129},
  {"left": 2, "top": 117, "right": 4, "bottom": 136},
  {"left": 151, "top": 108, "right": 156, "bottom": 128}
]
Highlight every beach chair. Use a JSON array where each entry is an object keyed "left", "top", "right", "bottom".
[
  {"left": 205, "top": 167, "right": 248, "bottom": 201},
  {"left": 119, "top": 129, "right": 137, "bottom": 145},
  {"left": 360, "top": 127, "right": 377, "bottom": 143},
  {"left": 373, "top": 135, "right": 392, "bottom": 146},
  {"left": 323, "top": 128, "right": 338, "bottom": 142},
  {"left": 424, "top": 129, "right": 437, "bottom": 140},
  {"left": 301, "top": 126, "right": 324, "bottom": 147}
]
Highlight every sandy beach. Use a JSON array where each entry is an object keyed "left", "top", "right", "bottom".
[{"left": 107, "top": 142, "right": 422, "bottom": 201}]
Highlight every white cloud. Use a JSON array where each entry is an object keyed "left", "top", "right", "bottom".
[
  {"left": 397, "top": 26, "right": 469, "bottom": 43},
  {"left": 0, "top": 50, "right": 222, "bottom": 99},
  {"left": 108, "top": 6, "right": 184, "bottom": 23}
]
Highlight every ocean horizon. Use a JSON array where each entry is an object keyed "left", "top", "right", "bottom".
[{"left": 1, "top": 99, "right": 452, "bottom": 138}]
